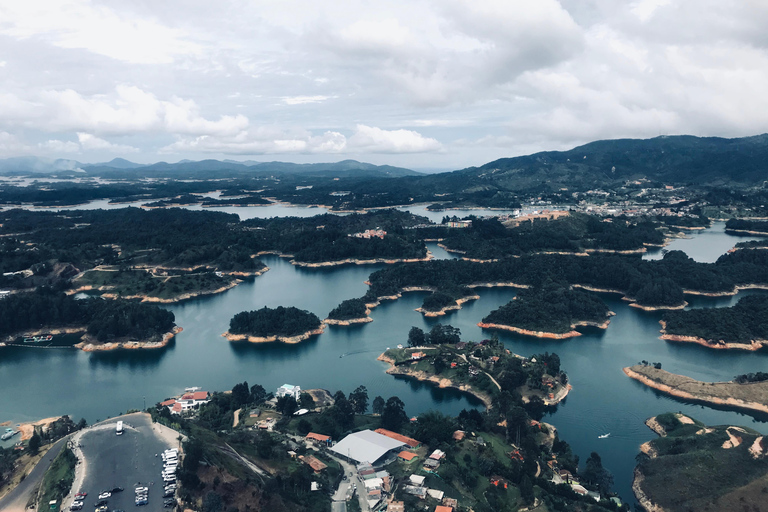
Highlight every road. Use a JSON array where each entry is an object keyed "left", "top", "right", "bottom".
[
  {"left": 0, "top": 436, "right": 70, "bottom": 512},
  {"left": 66, "top": 413, "right": 176, "bottom": 511}
]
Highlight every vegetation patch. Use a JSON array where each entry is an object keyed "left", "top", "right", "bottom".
[
  {"left": 228, "top": 306, "right": 322, "bottom": 338},
  {"left": 39, "top": 447, "right": 77, "bottom": 512},
  {"left": 662, "top": 295, "right": 768, "bottom": 344}
]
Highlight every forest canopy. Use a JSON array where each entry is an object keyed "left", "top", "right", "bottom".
[{"left": 228, "top": 306, "right": 321, "bottom": 337}]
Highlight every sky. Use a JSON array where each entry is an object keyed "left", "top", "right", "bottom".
[{"left": 1, "top": 0, "right": 767, "bottom": 170}]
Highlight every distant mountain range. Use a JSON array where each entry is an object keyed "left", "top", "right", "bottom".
[
  {"left": 0, "top": 157, "right": 421, "bottom": 179},
  {"left": 2, "top": 134, "right": 767, "bottom": 191}
]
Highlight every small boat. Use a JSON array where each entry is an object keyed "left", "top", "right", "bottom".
[
  {"left": 598, "top": 433, "right": 610, "bottom": 439},
  {"left": 1, "top": 428, "right": 18, "bottom": 441},
  {"left": 22, "top": 334, "right": 53, "bottom": 343}
]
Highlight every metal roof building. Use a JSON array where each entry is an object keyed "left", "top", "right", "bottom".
[{"left": 330, "top": 429, "right": 406, "bottom": 465}]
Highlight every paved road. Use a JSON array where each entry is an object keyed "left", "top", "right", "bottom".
[
  {"left": 70, "top": 413, "right": 175, "bottom": 511},
  {"left": 0, "top": 436, "right": 70, "bottom": 512}
]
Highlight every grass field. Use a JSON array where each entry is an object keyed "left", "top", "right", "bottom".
[{"left": 39, "top": 446, "right": 76, "bottom": 512}]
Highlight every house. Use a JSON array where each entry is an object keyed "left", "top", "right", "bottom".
[
  {"left": 452, "top": 430, "right": 465, "bottom": 441},
  {"left": 398, "top": 451, "right": 417, "bottom": 462},
  {"left": 490, "top": 476, "right": 508, "bottom": 489},
  {"left": 429, "top": 449, "right": 445, "bottom": 460},
  {"left": 435, "top": 505, "right": 453, "bottom": 512},
  {"left": 411, "top": 351, "right": 426, "bottom": 360},
  {"left": 305, "top": 432, "right": 332, "bottom": 445},
  {"left": 276, "top": 384, "right": 301, "bottom": 400},
  {"left": 388, "top": 502, "right": 405, "bottom": 512},
  {"left": 403, "top": 485, "right": 427, "bottom": 498},
  {"left": 374, "top": 428, "right": 420, "bottom": 448},
  {"left": 298, "top": 455, "right": 327, "bottom": 473},
  {"left": 409, "top": 475, "right": 426, "bottom": 486},
  {"left": 166, "top": 391, "right": 210, "bottom": 413},
  {"left": 428, "top": 490, "right": 445, "bottom": 501},
  {"left": 442, "top": 498, "right": 458, "bottom": 509}
]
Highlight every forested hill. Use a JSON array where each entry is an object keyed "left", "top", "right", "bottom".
[{"left": 461, "top": 134, "right": 768, "bottom": 191}]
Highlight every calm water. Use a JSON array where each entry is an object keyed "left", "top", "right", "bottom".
[{"left": 2, "top": 227, "right": 768, "bottom": 503}]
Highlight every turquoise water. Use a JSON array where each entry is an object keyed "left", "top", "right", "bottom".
[{"left": 1, "top": 227, "right": 768, "bottom": 503}]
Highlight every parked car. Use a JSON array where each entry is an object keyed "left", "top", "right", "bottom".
[
  {"left": 97, "top": 492, "right": 111, "bottom": 499},
  {"left": 69, "top": 502, "right": 83, "bottom": 511},
  {"left": 94, "top": 499, "right": 108, "bottom": 507},
  {"left": 111, "top": 486, "right": 124, "bottom": 493}
]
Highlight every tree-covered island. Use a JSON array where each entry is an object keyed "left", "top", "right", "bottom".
[
  {"left": 0, "top": 288, "right": 179, "bottom": 351},
  {"left": 479, "top": 283, "right": 613, "bottom": 338},
  {"left": 660, "top": 294, "right": 768, "bottom": 350},
  {"left": 324, "top": 298, "right": 372, "bottom": 325},
  {"left": 224, "top": 306, "right": 324, "bottom": 343},
  {"left": 633, "top": 412, "right": 768, "bottom": 512}
]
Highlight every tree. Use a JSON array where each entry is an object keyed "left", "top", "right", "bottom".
[
  {"left": 408, "top": 326, "right": 425, "bottom": 347},
  {"left": 231, "top": 381, "right": 249, "bottom": 408},
  {"left": 428, "top": 323, "right": 461, "bottom": 344},
  {"left": 297, "top": 419, "right": 312, "bottom": 436},
  {"left": 349, "top": 385, "right": 369, "bottom": 414},
  {"left": 276, "top": 396, "right": 298, "bottom": 417},
  {"left": 249, "top": 384, "right": 267, "bottom": 404},
  {"left": 413, "top": 411, "right": 456, "bottom": 445},
  {"left": 299, "top": 392, "right": 315, "bottom": 410},
  {"left": 331, "top": 396, "right": 356, "bottom": 431},
  {"left": 372, "top": 396, "right": 385, "bottom": 415},
  {"left": 381, "top": 396, "right": 408, "bottom": 431},
  {"left": 28, "top": 431, "right": 41, "bottom": 454},
  {"left": 203, "top": 491, "right": 223, "bottom": 512},
  {"left": 520, "top": 475, "right": 534, "bottom": 505},
  {"left": 582, "top": 451, "right": 614, "bottom": 496}
]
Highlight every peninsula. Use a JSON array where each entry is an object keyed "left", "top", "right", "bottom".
[
  {"left": 634, "top": 412, "right": 768, "bottom": 512},
  {"left": 623, "top": 365, "right": 768, "bottom": 415},
  {"left": 0, "top": 290, "right": 179, "bottom": 352},
  {"left": 479, "top": 284, "right": 612, "bottom": 338},
  {"left": 379, "top": 330, "right": 570, "bottom": 409},
  {"left": 223, "top": 306, "right": 324, "bottom": 343},
  {"left": 660, "top": 295, "right": 768, "bottom": 350}
]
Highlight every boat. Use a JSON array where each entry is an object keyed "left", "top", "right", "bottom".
[
  {"left": 598, "top": 433, "right": 610, "bottom": 439},
  {"left": 22, "top": 334, "right": 53, "bottom": 343},
  {"left": 1, "top": 428, "right": 18, "bottom": 441}
]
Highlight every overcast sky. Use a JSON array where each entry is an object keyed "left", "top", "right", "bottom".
[{"left": 1, "top": 0, "right": 767, "bottom": 170}]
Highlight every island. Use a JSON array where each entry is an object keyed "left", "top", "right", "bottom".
[
  {"left": 378, "top": 328, "right": 571, "bottom": 409},
  {"left": 623, "top": 364, "right": 768, "bottom": 415},
  {"left": 660, "top": 295, "right": 768, "bottom": 350},
  {"left": 725, "top": 218, "right": 768, "bottom": 236},
  {"left": 324, "top": 298, "right": 373, "bottom": 325},
  {"left": 634, "top": 412, "right": 768, "bottom": 512},
  {"left": 478, "top": 283, "right": 613, "bottom": 338},
  {"left": 223, "top": 306, "right": 324, "bottom": 343},
  {"left": 68, "top": 266, "right": 268, "bottom": 303},
  {"left": 0, "top": 290, "right": 179, "bottom": 352}
]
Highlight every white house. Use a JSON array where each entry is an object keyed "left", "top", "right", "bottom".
[{"left": 276, "top": 384, "right": 301, "bottom": 400}]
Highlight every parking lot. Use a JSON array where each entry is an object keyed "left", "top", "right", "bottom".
[{"left": 66, "top": 413, "right": 179, "bottom": 511}]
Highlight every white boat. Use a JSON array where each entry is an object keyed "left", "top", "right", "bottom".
[{"left": 598, "top": 433, "right": 610, "bottom": 439}]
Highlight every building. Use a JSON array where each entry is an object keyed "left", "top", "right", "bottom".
[
  {"left": 375, "top": 428, "right": 421, "bottom": 448},
  {"left": 276, "top": 383, "right": 301, "bottom": 400},
  {"left": 298, "top": 455, "right": 327, "bottom": 473},
  {"left": 329, "top": 429, "right": 406, "bottom": 466},
  {"left": 162, "top": 390, "right": 210, "bottom": 414},
  {"left": 305, "top": 432, "right": 332, "bottom": 445},
  {"left": 398, "top": 451, "right": 417, "bottom": 462}
]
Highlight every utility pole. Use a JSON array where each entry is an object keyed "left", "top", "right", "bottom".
[{"left": 143, "top": 396, "right": 146, "bottom": 411}]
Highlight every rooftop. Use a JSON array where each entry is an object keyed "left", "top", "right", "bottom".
[
  {"left": 330, "top": 429, "right": 406, "bottom": 464},
  {"left": 374, "top": 428, "right": 420, "bottom": 448}
]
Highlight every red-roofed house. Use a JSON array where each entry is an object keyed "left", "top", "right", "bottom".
[
  {"left": 299, "top": 455, "right": 328, "bottom": 473},
  {"left": 160, "top": 399, "right": 176, "bottom": 407},
  {"left": 435, "top": 506, "right": 453, "bottom": 512},
  {"left": 306, "top": 432, "right": 332, "bottom": 445},
  {"left": 171, "top": 402, "right": 182, "bottom": 415},
  {"left": 374, "top": 428, "right": 420, "bottom": 448},
  {"left": 398, "top": 451, "right": 417, "bottom": 462}
]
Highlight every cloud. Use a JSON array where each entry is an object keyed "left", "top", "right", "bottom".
[
  {"left": 0, "top": 1, "right": 201, "bottom": 64},
  {"left": 0, "top": 131, "right": 30, "bottom": 153},
  {"left": 77, "top": 133, "right": 139, "bottom": 153},
  {"left": 0, "top": 86, "right": 248, "bottom": 137},
  {"left": 347, "top": 125, "right": 442, "bottom": 153},
  {"left": 161, "top": 124, "right": 441, "bottom": 155},
  {"left": 39, "top": 139, "right": 80, "bottom": 153},
  {"left": 281, "top": 95, "right": 334, "bottom": 105}
]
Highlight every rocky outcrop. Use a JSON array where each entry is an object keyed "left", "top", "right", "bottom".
[{"left": 222, "top": 326, "right": 325, "bottom": 344}]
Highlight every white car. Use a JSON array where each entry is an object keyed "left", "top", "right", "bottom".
[
  {"left": 97, "top": 492, "right": 111, "bottom": 500},
  {"left": 135, "top": 487, "right": 149, "bottom": 494}
]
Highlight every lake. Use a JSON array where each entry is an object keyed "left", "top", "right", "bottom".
[{"left": 1, "top": 222, "right": 767, "bottom": 505}]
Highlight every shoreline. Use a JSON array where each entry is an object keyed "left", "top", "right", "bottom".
[
  {"left": 323, "top": 316, "right": 373, "bottom": 325},
  {"left": 377, "top": 352, "right": 493, "bottom": 409},
  {"left": 477, "top": 316, "right": 612, "bottom": 339},
  {"left": 74, "top": 326, "right": 183, "bottom": 352},
  {"left": 659, "top": 320, "right": 768, "bottom": 351},
  {"left": 222, "top": 325, "right": 325, "bottom": 344},
  {"left": 623, "top": 366, "right": 768, "bottom": 415},
  {"left": 290, "top": 252, "right": 433, "bottom": 268},
  {"left": 416, "top": 294, "right": 481, "bottom": 317}
]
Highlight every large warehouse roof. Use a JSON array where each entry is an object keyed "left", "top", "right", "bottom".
[{"left": 330, "top": 429, "right": 406, "bottom": 464}]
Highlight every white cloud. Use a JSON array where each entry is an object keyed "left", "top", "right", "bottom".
[
  {"left": 39, "top": 139, "right": 80, "bottom": 153},
  {"left": 281, "top": 95, "right": 334, "bottom": 105},
  {"left": 347, "top": 125, "right": 442, "bottom": 153},
  {"left": 0, "top": 86, "right": 248, "bottom": 137},
  {"left": 0, "top": 131, "right": 30, "bottom": 153},
  {"left": 77, "top": 133, "right": 138, "bottom": 153},
  {"left": 160, "top": 124, "right": 440, "bottom": 155},
  {"left": 0, "top": 1, "right": 201, "bottom": 64}
]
